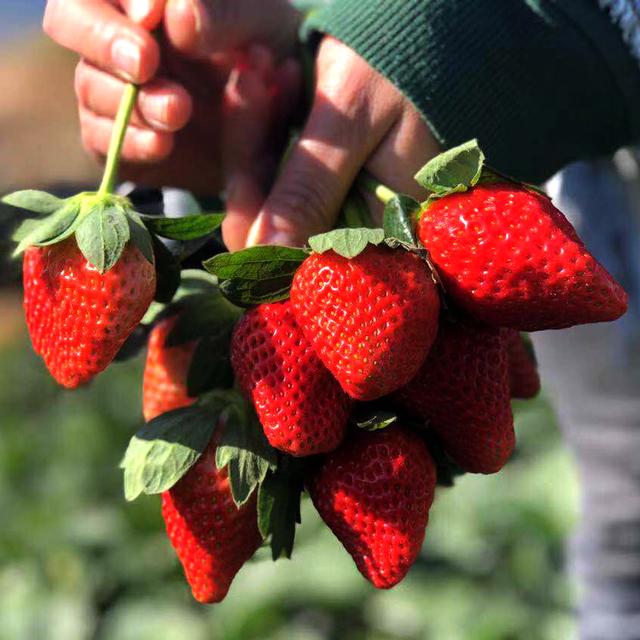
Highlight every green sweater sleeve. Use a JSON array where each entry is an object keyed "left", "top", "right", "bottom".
[{"left": 304, "top": 0, "right": 640, "bottom": 183}]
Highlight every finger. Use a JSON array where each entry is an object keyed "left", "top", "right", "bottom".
[
  {"left": 75, "top": 61, "right": 193, "bottom": 132},
  {"left": 43, "top": 0, "right": 160, "bottom": 83},
  {"left": 119, "top": 0, "right": 165, "bottom": 28},
  {"left": 221, "top": 48, "right": 275, "bottom": 251},
  {"left": 163, "top": 0, "right": 301, "bottom": 58},
  {"left": 222, "top": 52, "right": 303, "bottom": 250},
  {"left": 79, "top": 105, "right": 174, "bottom": 163},
  {"left": 246, "top": 38, "right": 401, "bottom": 247}
]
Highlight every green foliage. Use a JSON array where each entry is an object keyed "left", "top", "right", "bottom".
[
  {"left": 204, "top": 246, "right": 308, "bottom": 306},
  {"left": 121, "top": 406, "right": 218, "bottom": 501},
  {"left": 383, "top": 195, "right": 420, "bottom": 246},
  {"left": 141, "top": 213, "right": 224, "bottom": 241}
]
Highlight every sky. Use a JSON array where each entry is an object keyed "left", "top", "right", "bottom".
[{"left": 0, "top": 0, "right": 46, "bottom": 38}]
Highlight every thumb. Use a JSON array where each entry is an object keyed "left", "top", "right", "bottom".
[
  {"left": 163, "top": 0, "right": 301, "bottom": 58},
  {"left": 246, "top": 37, "right": 400, "bottom": 247}
]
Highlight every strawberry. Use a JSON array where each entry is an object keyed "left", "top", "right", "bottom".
[
  {"left": 162, "top": 431, "right": 262, "bottom": 604},
  {"left": 290, "top": 246, "right": 440, "bottom": 400},
  {"left": 395, "top": 319, "right": 514, "bottom": 474},
  {"left": 143, "top": 315, "right": 197, "bottom": 422},
  {"left": 231, "top": 301, "right": 350, "bottom": 456},
  {"left": 23, "top": 237, "right": 155, "bottom": 388},
  {"left": 309, "top": 425, "right": 436, "bottom": 589},
  {"left": 506, "top": 330, "right": 541, "bottom": 399},
  {"left": 417, "top": 183, "right": 627, "bottom": 331}
]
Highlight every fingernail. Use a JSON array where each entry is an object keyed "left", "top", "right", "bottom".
[
  {"left": 111, "top": 39, "right": 141, "bottom": 80},
  {"left": 128, "top": 0, "right": 152, "bottom": 23}
]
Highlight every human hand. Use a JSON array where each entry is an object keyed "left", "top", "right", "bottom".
[
  {"left": 222, "top": 36, "right": 442, "bottom": 250},
  {"left": 42, "top": 0, "right": 301, "bottom": 193}
]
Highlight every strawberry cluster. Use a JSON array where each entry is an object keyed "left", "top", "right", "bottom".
[{"left": 5, "top": 140, "right": 627, "bottom": 604}]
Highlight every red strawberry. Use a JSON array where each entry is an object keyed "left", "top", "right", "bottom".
[
  {"left": 506, "top": 330, "right": 541, "bottom": 399},
  {"left": 309, "top": 425, "right": 436, "bottom": 589},
  {"left": 395, "top": 319, "right": 514, "bottom": 474},
  {"left": 162, "top": 431, "right": 262, "bottom": 604},
  {"left": 417, "top": 183, "right": 627, "bottom": 331},
  {"left": 290, "top": 246, "right": 440, "bottom": 400},
  {"left": 23, "top": 237, "right": 155, "bottom": 388},
  {"left": 231, "top": 301, "right": 350, "bottom": 457},
  {"left": 143, "top": 316, "right": 197, "bottom": 422}
]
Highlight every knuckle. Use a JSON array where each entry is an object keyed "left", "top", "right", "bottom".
[
  {"left": 42, "top": 0, "right": 60, "bottom": 37},
  {"left": 272, "top": 172, "right": 334, "bottom": 231}
]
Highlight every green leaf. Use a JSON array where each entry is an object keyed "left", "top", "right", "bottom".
[
  {"left": 75, "top": 203, "right": 130, "bottom": 273},
  {"left": 12, "top": 200, "right": 81, "bottom": 255},
  {"left": 186, "top": 333, "right": 234, "bottom": 396},
  {"left": 355, "top": 410, "right": 398, "bottom": 432},
  {"left": 121, "top": 406, "right": 217, "bottom": 501},
  {"left": 308, "top": 227, "right": 385, "bottom": 259},
  {"left": 141, "top": 213, "right": 225, "bottom": 241},
  {"left": 203, "top": 246, "right": 308, "bottom": 307},
  {"left": 215, "top": 400, "right": 278, "bottom": 506},
  {"left": 2, "top": 190, "right": 64, "bottom": 214},
  {"left": 257, "top": 461, "right": 304, "bottom": 560},
  {"left": 414, "top": 139, "right": 485, "bottom": 197},
  {"left": 383, "top": 195, "right": 420, "bottom": 245}
]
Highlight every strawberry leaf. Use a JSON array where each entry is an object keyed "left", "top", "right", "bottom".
[
  {"left": 2, "top": 189, "right": 64, "bottom": 214},
  {"left": 215, "top": 398, "right": 278, "bottom": 506},
  {"left": 383, "top": 195, "right": 420, "bottom": 246},
  {"left": 308, "top": 227, "right": 385, "bottom": 259},
  {"left": 12, "top": 199, "right": 82, "bottom": 255},
  {"left": 204, "top": 246, "right": 308, "bottom": 307},
  {"left": 415, "top": 139, "right": 485, "bottom": 197},
  {"left": 75, "top": 203, "right": 130, "bottom": 273},
  {"left": 257, "top": 460, "right": 304, "bottom": 560},
  {"left": 121, "top": 406, "right": 217, "bottom": 501},
  {"left": 141, "top": 213, "right": 225, "bottom": 241}
]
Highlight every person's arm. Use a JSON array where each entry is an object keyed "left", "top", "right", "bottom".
[{"left": 305, "top": 0, "right": 640, "bottom": 184}]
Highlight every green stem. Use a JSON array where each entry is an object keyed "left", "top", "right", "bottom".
[
  {"left": 98, "top": 83, "right": 139, "bottom": 196},
  {"left": 357, "top": 172, "right": 397, "bottom": 205}
]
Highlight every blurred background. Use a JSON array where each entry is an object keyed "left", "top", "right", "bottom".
[{"left": 0, "top": 2, "right": 578, "bottom": 638}]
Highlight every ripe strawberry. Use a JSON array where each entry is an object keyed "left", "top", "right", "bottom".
[
  {"left": 290, "top": 246, "right": 440, "bottom": 400},
  {"left": 143, "top": 316, "right": 197, "bottom": 422},
  {"left": 395, "top": 319, "right": 514, "bottom": 474},
  {"left": 231, "top": 301, "right": 350, "bottom": 456},
  {"left": 309, "top": 425, "right": 436, "bottom": 589},
  {"left": 506, "top": 330, "right": 541, "bottom": 399},
  {"left": 162, "top": 431, "right": 262, "bottom": 604},
  {"left": 23, "top": 237, "right": 155, "bottom": 388},
  {"left": 417, "top": 183, "right": 627, "bottom": 331}
]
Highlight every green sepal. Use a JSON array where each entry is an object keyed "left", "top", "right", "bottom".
[
  {"left": 75, "top": 203, "right": 131, "bottom": 273},
  {"left": 383, "top": 195, "right": 420, "bottom": 246},
  {"left": 414, "top": 139, "right": 485, "bottom": 198},
  {"left": 214, "top": 394, "right": 278, "bottom": 507},
  {"left": 204, "top": 245, "right": 309, "bottom": 307},
  {"left": 141, "top": 212, "right": 225, "bottom": 241},
  {"left": 126, "top": 209, "right": 155, "bottom": 264},
  {"left": 257, "top": 459, "right": 304, "bottom": 560},
  {"left": 2, "top": 189, "right": 64, "bottom": 215},
  {"left": 355, "top": 410, "right": 398, "bottom": 432},
  {"left": 336, "top": 189, "right": 374, "bottom": 229},
  {"left": 12, "top": 199, "right": 82, "bottom": 256},
  {"left": 308, "top": 227, "right": 385, "bottom": 259},
  {"left": 120, "top": 405, "right": 218, "bottom": 501}
]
